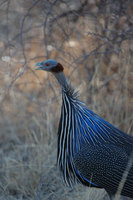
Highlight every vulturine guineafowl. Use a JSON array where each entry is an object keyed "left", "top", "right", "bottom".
[{"left": 35, "top": 59, "right": 133, "bottom": 200}]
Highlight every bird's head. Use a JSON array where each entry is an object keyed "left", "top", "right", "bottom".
[
  {"left": 35, "top": 59, "right": 69, "bottom": 90},
  {"left": 35, "top": 59, "right": 64, "bottom": 73}
]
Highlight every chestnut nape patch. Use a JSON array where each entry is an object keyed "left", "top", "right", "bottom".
[{"left": 51, "top": 63, "right": 64, "bottom": 73}]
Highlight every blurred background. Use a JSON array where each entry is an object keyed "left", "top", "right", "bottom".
[{"left": 0, "top": 0, "right": 133, "bottom": 199}]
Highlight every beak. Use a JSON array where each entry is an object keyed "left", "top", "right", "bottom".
[{"left": 35, "top": 62, "right": 42, "bottom": 70}]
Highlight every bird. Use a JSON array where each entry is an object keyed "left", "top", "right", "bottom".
[{"left": 35, "top": 59, "right": 133, "bottom": 200}]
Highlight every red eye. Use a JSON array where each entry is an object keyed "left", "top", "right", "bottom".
[{"left": 46, "top": 63, "right": 49, "bottom": 66}]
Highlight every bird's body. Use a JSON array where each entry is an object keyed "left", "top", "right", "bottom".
[
  {"left": 35, "top": 59, "right": 133, "bottom": 199},
  {"left": 58, "top": 88, "right": 133, "bottom": 198}
]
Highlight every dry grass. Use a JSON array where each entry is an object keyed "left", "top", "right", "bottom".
[{"left": 0, "top": 0, "right": 133, "bottom": 200}]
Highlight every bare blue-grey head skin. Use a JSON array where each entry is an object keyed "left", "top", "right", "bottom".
[
  {"left": 35, "top": 59, "right": 58, "bottom": 71},
  {"left": 35, "top": 59, "right": 69, "bottom": 90}
]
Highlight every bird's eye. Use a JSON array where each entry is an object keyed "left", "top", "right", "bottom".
[{"left": 46, "top": 63, "right": 49, "bottom": 66}]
